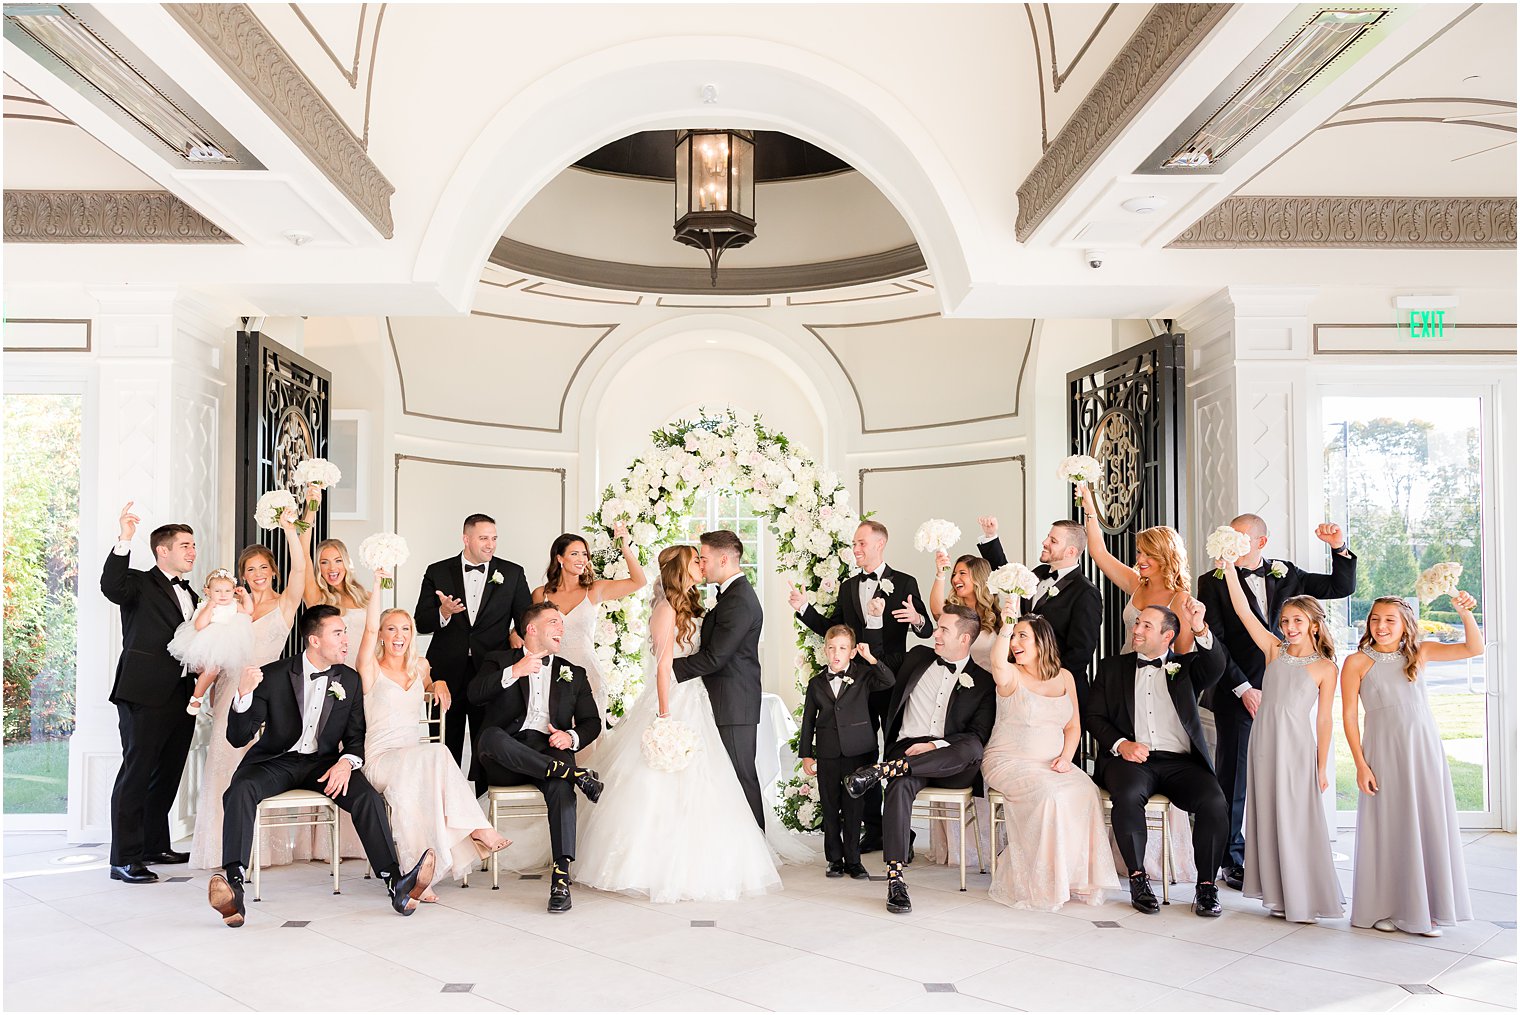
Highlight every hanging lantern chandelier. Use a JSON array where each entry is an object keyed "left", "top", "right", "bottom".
[{"left": 673, "top": 128, "right": 756, "bottom": 286}]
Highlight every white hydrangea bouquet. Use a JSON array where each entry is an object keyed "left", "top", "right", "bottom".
[
  {"left": 987, "top": 562, "right": 1040, "bottom": 616},
  {"left": 1205, "top": 525, "right": 1253, "bottom": 578},
  {"left": 640, "top": 716, "right": 701, "bottom": 772},
  {"left": 914, "top": 518, "right": 961, "bottom": 555},
  {"left": 253, "top": 489, "right": 302, "bottom": 531},
  {"left": 358, "top": 532, "right": 410, "bottom": 589},
  {"left": 1416, "top": 561, "right": 1463, "bottom": 604},
  {"left": 292, "top": 458, "right": 342, "bottom": 514},
  {"left": 1057, "top": 454, "right": 1101, "bottom": 501}
]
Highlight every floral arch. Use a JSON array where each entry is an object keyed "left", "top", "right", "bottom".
[{"left": 586, "top": 410, "right": 853, "bottom": 830}]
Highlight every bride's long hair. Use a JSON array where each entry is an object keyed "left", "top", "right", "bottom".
[{"left": 658, "top": 545, "right": 704, "bottom": 646}]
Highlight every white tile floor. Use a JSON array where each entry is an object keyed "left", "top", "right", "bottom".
[{"left": 2, "top": 828, "right": 1514, "bottom": 1012}]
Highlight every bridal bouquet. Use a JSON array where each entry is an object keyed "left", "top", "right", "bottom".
[
  {"left": 641, "top": 716, "right": 701, "bottom": 772},
  {"left": 987, "top": 562, "right": 1039, "bottom": 600},
  {"left": 253, "top": 489, "right": 301, "bottom": 530},
  {"left": 358, "top": 532, "right": 410, "bottom": 589},
  {"left": 914, "top": 518, "right": 961, "bottom": 555},
  {"left": 292, "top": 458, "right": 342, "bottom": 514},
  {"left": 1416, "top": 561, "right": 1463, "bottom": 604},
  {"left": 1057, "top": 454, "right": 1102, "bottom": 500},
  {"left": 1205, "top": 525, "right": 1252, "bottom": 578}
]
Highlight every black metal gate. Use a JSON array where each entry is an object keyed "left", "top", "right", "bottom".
[
  {"left": 1067, "top": 334, "right": 1187, "bottom": 661},
  {"left": 235, "top": 328, "right": 332, "bottom": 654}
]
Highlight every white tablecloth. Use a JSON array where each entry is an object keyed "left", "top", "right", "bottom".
[{"left": 757, "top": 692, "right": 798, "bottom": 792}]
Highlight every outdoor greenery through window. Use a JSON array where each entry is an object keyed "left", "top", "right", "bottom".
[
  {"left": 1322, "top": 395, "right": 1487, "bottom": 812},
  {"left": 681, "top": 491, "right": 764, "bottom": 597},
  {"left": 3, "top": 393, "right": 83, "bottom": 814}
]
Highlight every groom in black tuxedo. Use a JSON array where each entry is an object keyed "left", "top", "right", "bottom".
[
  {"left": 100, "top": 502, "right": 198, "bottom": 884},
  {"left": 675, "top": 529, "right": 766, "bottom": 829},
  {"left": 1197, "top": 514, "right": 1356, "bottom": 890},
  {"left": 1086, "top": 602, "right": 1228, "bottom": 917},
  {"left": 209, "top": 606, "right": 434, "bottom": 927},
  {"left": 790, "top": 520, "right": 932, "bottom": 851},
  {"left": 845, "top": 604, "right": 995, "bottom": 915},
  {"left": 414, "top": 513, "right": 533, "bottom": 784},
  {"left": 472, "top": 602, "right": 603, "bottom": 913}
]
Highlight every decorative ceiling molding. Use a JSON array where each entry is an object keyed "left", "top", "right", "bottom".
[
  {"left": 1167, "top": 196, "right": 1517, "bottom": 249},
  {"left": 4, "top": 190, "right": 236, "bottom": 243},
  {"left": 166, "top": 3, "right": 395, "bottom": 237},
  {"left": 489, "top": 237, "right": 927, "bottom": 296},
  {"left": 1016, "top": 3, "right": 1230, "bottom": 241},
  {"left": 289, "top": 3, "right": 366, "bottom": 87}
]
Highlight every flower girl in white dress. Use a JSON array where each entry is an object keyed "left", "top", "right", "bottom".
[{"left": 169, "top": 569, "right": 255, "bottom": 715}]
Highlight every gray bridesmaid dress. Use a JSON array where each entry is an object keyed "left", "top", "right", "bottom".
[
  {"left": 1243, "top": 651, "right": 1345, "bottom": 920},
  {"left": 1351, "top": 649, "right": 1472, "bottom": 932}
]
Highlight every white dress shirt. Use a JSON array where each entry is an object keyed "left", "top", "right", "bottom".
[
  {"left": 718, "top": 572, "right": 744, "bottom": 597},
  {"left": 231, "top": 653, "right": 363, "bottom": 771},
  {"left": 500, "top": 655, "right": 580, "bottom": 750},
  {"left": 440, "top": 555, "right": 489, "bottom": 629},
  {"left": 1030, "top": 563, "right": 1078, "bottom": 609},
  {"left": 898, "top": 654, "right": 969, "bottom": 748},
  {"left": 1129, "top": 656, "right": 1192, "bottom": 754},
  {"left": 859, "top": 567, "right": 887, "bottom": 630},
  {"left": 827, "top": 666, "right": 848, "bottom": 698}
]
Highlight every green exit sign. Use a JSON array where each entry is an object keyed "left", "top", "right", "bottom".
[{"left": 1408, "top": 309, "right": 1447, "bottom": 338}]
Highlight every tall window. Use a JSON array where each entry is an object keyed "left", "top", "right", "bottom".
[
  {"left": 3, "top": 392, "right": 83, "bottom": 814},
  {"left": 680, "top": 491, "right": 764, "bottom": 596},
  {"left": 1322, "top": 395, "right": 1488, "bottom": 814}
]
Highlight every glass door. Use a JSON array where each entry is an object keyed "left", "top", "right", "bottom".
[{"left": 1321, "top": 393, "right": 1496, "bottom": 825}]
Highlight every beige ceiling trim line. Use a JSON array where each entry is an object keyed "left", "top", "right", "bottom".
[
  {"left": 386, "top": 316, "right": 618, "bottom": 433},
  {"left": 4, "top": 93, "right": 51, "bottom": 105},
  {"left": 803, "top": 316, "right": 1034, "bottom": 434},
  {"left": 394, "top": 455, "right": 567, "bottom": 566},
  {"left": 1320, "top": 115, "right": 1515, "bottom": 134},
  {"left": 568, "top": 164, "right": 857, "bottom": 186},
  {"left": 289, "top": 3, "right": 365, "bottom": 87},
  {"left": 1167, "top": 196, "right": 1517, "bottom": 249},
  {"left": 360, "top": 4, "right": 386, "bottom": 147},
  {"left": 909, "top": 277, "right": 935, "bottom": 289},
  {"left": 4, "top": 112, "right": 73, "bottom": 125},
  {"left": 4, "top": 190, "right": 235, "bottom": 243},
  {"left": 167, "top": 4, "right": 395, "bottom": 238},
  {"left": 784, "top": 282, "right": 918, "bottom": 307},
  {"left": 859, "top": 456, "right": 1028, "bottom": 561},
  {"left": 1043, "top": 4, "right": 1120, "bottom": 93},
  {"left": 489, "top": 236, "right": 927, "bottom": 296},
  {"left": 1024, "top": 4, "right": 1051, "bottom": 150},
  {"left": 1016, "top": 3, "right": 1230, "bottom": 241},
  {"left": 655, "top": 297, "right": 773, "bottom": 308},
  {"left": 478, "top": 276, "right": 526, "bottom": 290},
  {"left": 1340, "top": 97, "right": 1517, "bottom": 112},
  {"left": 520, "top": 282, "right": 644, "bottom": 306}
]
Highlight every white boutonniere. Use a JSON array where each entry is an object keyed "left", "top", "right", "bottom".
[
  {"left": 489, "top": 571, "right": 504, "bottom": 585},
  {"left": 1267, "top": 561, "right": 1287, "bottom": 579},
  {"left": 327, "top": 682, "right": 346, "bottom": 701},
  {"left": 957, "top": 671, "right": 974, "bottom": 689},
  {"left": 1163, "top": 662, "right": 1181, "bottom": 678},
  {"left": 556, "top": 666, "right": 574, "bottom": 683},
  {"left": 1039, "top": 578, "right": 1059, "bottom": 598},
  {"left": 839, "top": 674, "right": 854, "bottom": 687},
  {"left": 877, "top": 577, "right": 895, "bottom": 596}
]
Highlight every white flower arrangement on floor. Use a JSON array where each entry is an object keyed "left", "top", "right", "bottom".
[
  {"left": 1416, "top": 561, "right": 1463, "bottom": 604},
  {"left": 913, "top": 518, "right": 961, "bottom": 555},
  {"left": 1206, "top": 525, "right": 1253, "bottom": 578},
  {"left": 640, "top": 716, "right": 702, "bottom": 772},
  {"left": 358, "top": 532, "right": 410, "bottom": 589}
]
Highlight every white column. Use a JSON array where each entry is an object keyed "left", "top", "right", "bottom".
[{"left": 70, "top": 288, "right": 234, "bottom": 844}]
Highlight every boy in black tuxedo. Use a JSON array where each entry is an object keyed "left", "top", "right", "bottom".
[{"left": 798, "top": 623, "right": 894, "bottom": 879}]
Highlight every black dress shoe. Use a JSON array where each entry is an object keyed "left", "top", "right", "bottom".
[
  {"left": 574, "top": 769, "right": 603, "bottom": 803},
  {"left": 548, "top": 879, "right": 572, "bottom": 913},
  {"left": 1220, "top": 864, "right": 1245, "bottom": 891},
  {"left": 845, "top": 863, "right": 870, "bottom": 880},
  {"left": 1128, "top": 872, "right": 1160, "bottom": 914},
  {"left": 886, "top": 879, "right": 912, "bottom": 914},
  {"left": 109, "top": 863, "right": 158, "bottom": 884},
  {"left": 1194, "top": 882, "right": 1222, "bottom": 917},
  {"left": 143, "top": 850, "right": 190, "bottom": 865},
  {"left": 844, "top": 766, "right": 880, "bottom": 799},
  {"left": 208, "top": 873, "right": 245, "bottom": 927},
  {"left": 385, "top": 848, "right": 436, "bottom": 916},
  {"left": 826, "top": 861, "right": 846, "bottom": 878},
  {"left": 857, "top": 834, "right": 883, "bottom": 854}
]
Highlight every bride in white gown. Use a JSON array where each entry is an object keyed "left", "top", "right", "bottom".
[{"left": 575, "top": 544, "right": 813, "bottom": 903}]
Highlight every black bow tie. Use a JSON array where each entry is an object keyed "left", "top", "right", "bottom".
[
  {"left": 939, "top": 658, "right": 965, "bottom": 675},
  {"left": 169, "top": 576, "right": 190, "bottom": 590},
  {"left": 1239, "top": 564, "right": 1267, "bottom": 579},
  {"left": 309, "top": 667, "right": 333, "bottom": 682},
  {"left": 465, "top": 563, "right": 486, "bottom": 574},
  {"left": 1136, "top": 657, "right": 1165, "bottom": 671}
]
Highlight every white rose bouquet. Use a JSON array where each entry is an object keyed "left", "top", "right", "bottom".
[
  {"left": 987, "top": 562, "right": 1040, "bottom": 599},
  {"left": 1416, "top": 561, "right": 1463, "bottom": 604},
  {"left": 1205, "top": 525, "right": 1253, "bottom": 578},
  {"left": 292, "top": 458, "right": 341, "bottom": 515},
  {"left": 914, "top": 518, "right": 962, "bottom": 555},
  {"left": 358, "top": 532, "right": 410, "bottom": 589},
  {"left": 641, "top": 716, "right": 702, "bottom": 772},
  {"left": 254, "top": 489, "right": 301, "bottom": 530},
  {"left": 1057, "top": 455, "right": 1102, "bottom": 500}
]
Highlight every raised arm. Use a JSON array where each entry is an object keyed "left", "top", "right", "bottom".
[
  {"left": 1078, "top": 483, "right": 1139, "bottom": 596},
  {"left": 277, "top": 508, "right": 308, "bottom": 625},
  {"left": 977, "top": 517, "right": 1009, "bottom": 569},
  {"left": 592, "top": 523, "right": 649, "bottom": 603},
  {"left": 300, "top": 489, "right": 322, "bottom": 607},
  {"left": 1296, "top": 523, "right": 1357, "bottom": 599},
  {"left": 1340, "top": 653, "right": 1376, "bottom": 795},
  {"left": 101, "top": 501, "right": 142, "bottom": 606},
  {"left": 356, "top": 568, "right": 388, "bottom": 692},
  {"left": 1220, "top": 560, "right": 1280, "bottom": 660},
  {"left": 989, "top": 618, "right": 1019, "bottom": 692},
  {"left": 1420, "top": 591, "right": 1484, "bottom": 663},
  {"left": 927, "top": 550, "right": 951, "bottom": 619}
]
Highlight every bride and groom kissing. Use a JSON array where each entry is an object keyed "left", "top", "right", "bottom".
[{"left": 481, "top": 529, "right": 809, "bottom": 910}]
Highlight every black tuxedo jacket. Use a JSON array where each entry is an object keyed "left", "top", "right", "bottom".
[
  {"left": 1196, "top": 549, "right": 1356, "bottom": 697},
  {"left": 798, "top": 564, "right": 932, "bottom": 672},
  {"left": 414, "top": 555, "right": 532, "bottom": 677},
  {"left": 798, "top": 656, "right": 895, "bottom": 759},
  {"left": 977, "top": 539, "right": 1102, "bottom": 686},
  {"left": 1086, "top": 636, "right": 1225, "bottom": 782},
  {"left": 469, "top": 649, "right": 602, "bottom": 780},
  {"left": 227, "top": 656, "right": 366, "bottom": 769},
  {"left": 673, "top": 575, "right": 764, "bottom": 726},
  {"left": 884, "top": 646, "right": 996, "bottom": 750},
  {"left": 101, "top": 550, "right": 199, "bottom": 707}
]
